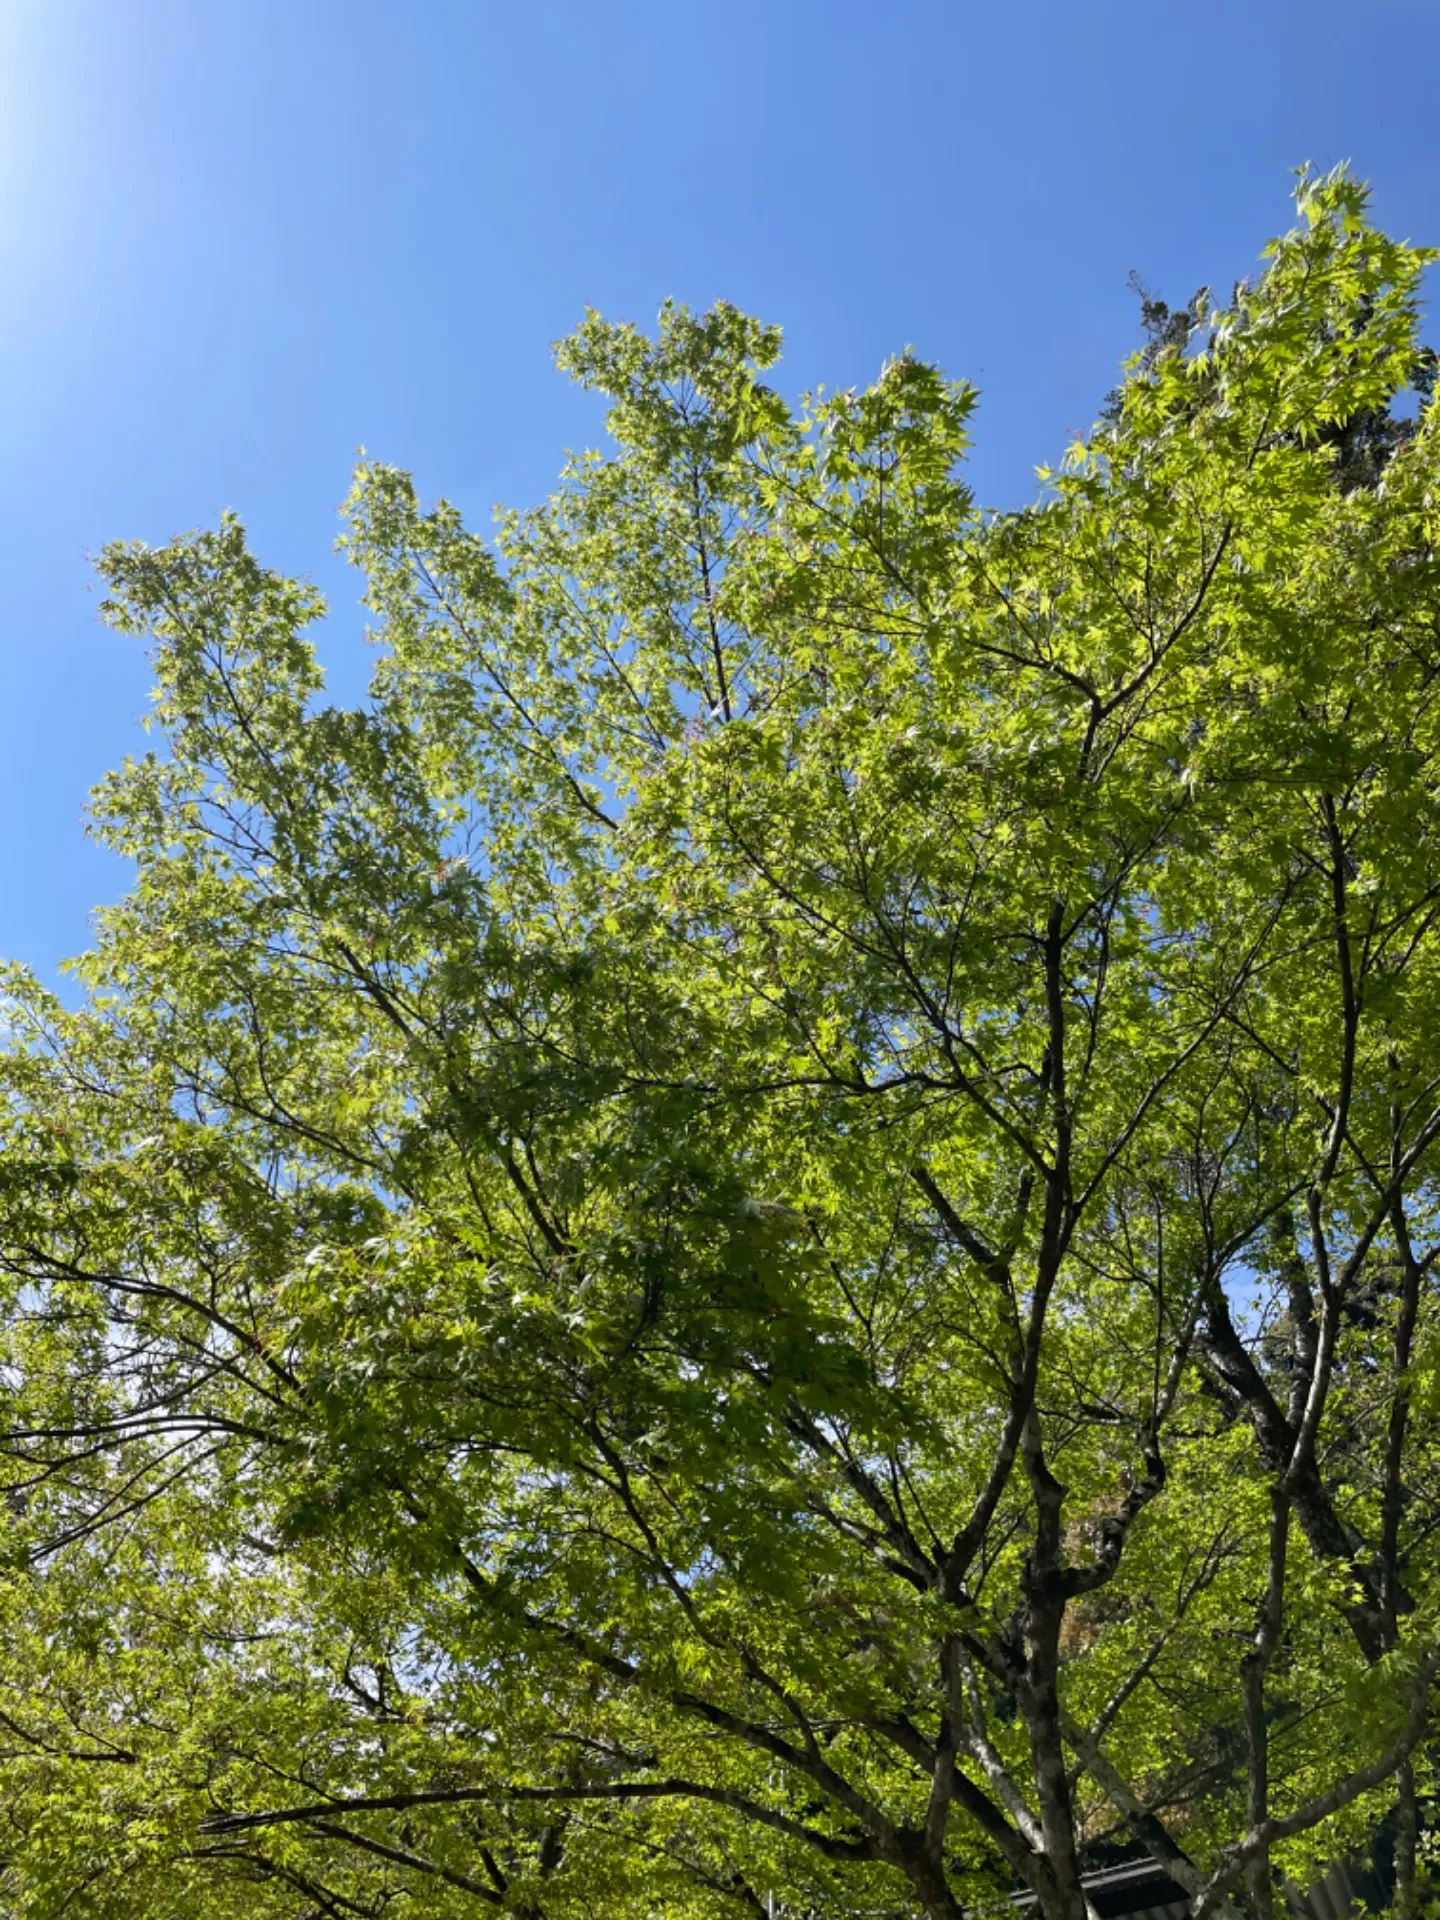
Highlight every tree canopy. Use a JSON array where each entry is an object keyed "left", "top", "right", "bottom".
[{"left": 2, "top": 169, "right": 1440, "bottom": 1920}]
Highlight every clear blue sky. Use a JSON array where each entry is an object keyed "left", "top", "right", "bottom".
[{"left": 2, "top": 0, "right": 1437, "bottom": 980}]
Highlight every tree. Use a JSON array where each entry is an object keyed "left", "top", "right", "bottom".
[{"left": 1, "top": 168, "right": 1438, "bottom": 1920}]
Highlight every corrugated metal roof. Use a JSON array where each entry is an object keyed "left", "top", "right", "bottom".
[{"left": 1011, "top": 1854, "right": 1379, "bottom": 1920}]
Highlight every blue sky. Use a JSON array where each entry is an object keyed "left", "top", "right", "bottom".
[{"left": 2, "top": 0, "right": 1437, "bottom": 980}]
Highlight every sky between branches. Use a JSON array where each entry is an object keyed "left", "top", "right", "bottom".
[{"left": 1, "top": 0, "right": 1437, "bottom": 980}]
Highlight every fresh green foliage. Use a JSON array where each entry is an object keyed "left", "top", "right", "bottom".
[{"left": 2, "top": 170, "right": 1440, "bottom": 1920}]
